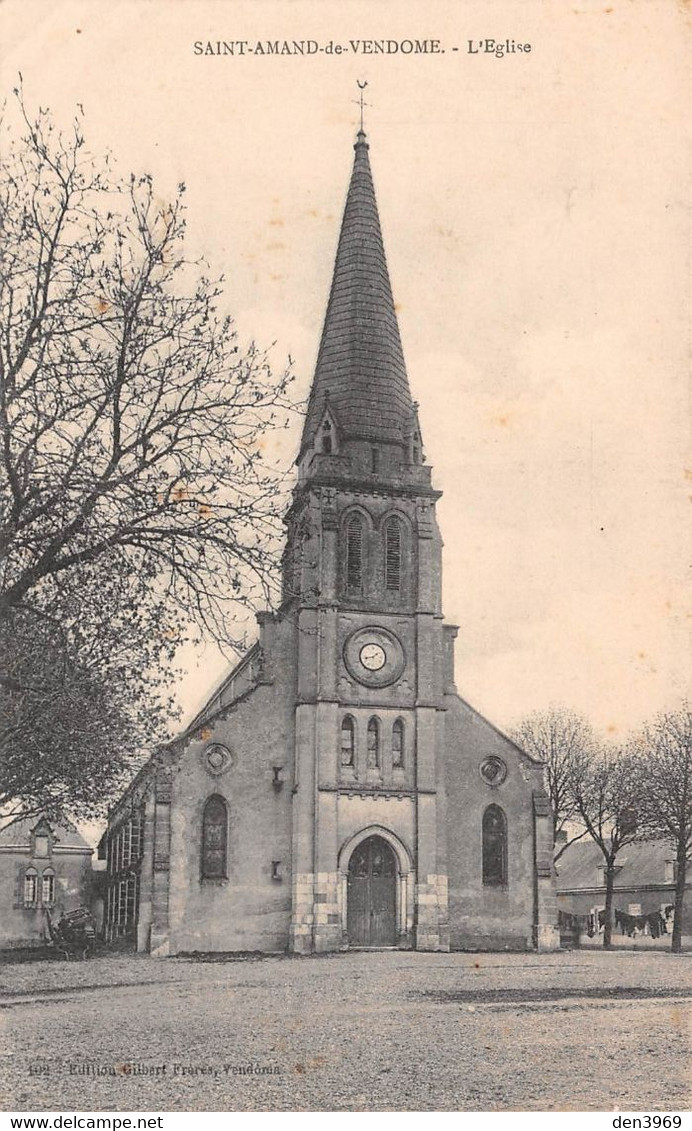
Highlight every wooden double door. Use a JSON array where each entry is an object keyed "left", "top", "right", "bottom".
[{"left": 347, "top": 835, "right": 398, "bottom": 947}]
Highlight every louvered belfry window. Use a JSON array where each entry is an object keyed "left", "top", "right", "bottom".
[
  {"left": 346, "top": 513, "right": 363, "bottom": 592},
  {"left": 201, "top": 795, "right": 228, "bottom": 879},
  {"left": 385, "top": 517, "right": 402, "bottom": 592}
]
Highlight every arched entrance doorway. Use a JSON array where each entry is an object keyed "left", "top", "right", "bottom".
[{"left": 347, "top": 835, "right": 397, "bottom": 947}]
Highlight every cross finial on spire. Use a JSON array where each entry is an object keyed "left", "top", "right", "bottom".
[{"left": 354, "top": 80, "right": 369, "bottom": 134}]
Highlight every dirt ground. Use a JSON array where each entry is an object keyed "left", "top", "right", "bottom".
[{"left": 1, "top": 948, "right": 690, "bottom": 1112}]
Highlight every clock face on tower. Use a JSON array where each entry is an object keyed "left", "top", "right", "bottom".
[
  {"left": 359, "top": 643, "right": 386, "bottom": 671},
  {"left": 343, "top": 627, "right": 406, "bottom": 688}
]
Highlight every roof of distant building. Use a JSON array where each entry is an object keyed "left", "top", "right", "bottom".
[
  {"left": 556, "top": 837, "right": 676, "bottom": 892},
  {"left": 0, "top": 815, "right": 92, "bottom": 852}
]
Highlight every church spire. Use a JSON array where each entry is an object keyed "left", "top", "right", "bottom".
[{"left": 298, "top": 125, "right": 416, "bottom": 465}]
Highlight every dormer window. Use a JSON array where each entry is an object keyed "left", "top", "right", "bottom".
[
  {"left": 317, "top": 408, "right": 339, "bottom": 456},
  {"left": 31, "top": 819, "right": 53, "bottom": 859}
]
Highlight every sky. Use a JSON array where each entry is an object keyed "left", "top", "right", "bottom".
[{"left": 1, "top": 0, "right": 689, "bottom": 740}]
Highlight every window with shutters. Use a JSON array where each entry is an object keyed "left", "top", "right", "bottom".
[
  {"left": 340, "top": 716, "right": 355, "bottom": 768},
  {"left": 385, "top": 517, "right": 402, "bottom": 592},
  {"left": 367, "top": 718, "right": 380, "bottom": 770},
  {"left": 24, "top": 869, "right": 38, "bottom": 906},
  {"left": 482, "top": 805, "right": 508, "bottom": 886},
  {"left": 345, "top": 513, "right": 364, "bottom": 592},
  {"left": 392, "top": 718, "right": 405, "bottom": 769},
  {"left": 201, "top": 794, "right": 228, "bottom": 880},
  {"left": 42, "top": 869, "right": 55, "bottom": 905}
]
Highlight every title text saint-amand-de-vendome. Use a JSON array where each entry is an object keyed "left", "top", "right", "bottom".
[{"left": 192, "top": 38, "right": 532, "bottom": 58}]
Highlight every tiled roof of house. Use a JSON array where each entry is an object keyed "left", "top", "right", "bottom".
[
  {"left": 299, "top": 130, "right": 415, "bottom": 459},
  {"left": 0, "top": 814, "right": 92, "bottom": 851},
  {"left": 556, "top": 837, "right": 674, "bottom": 891}
]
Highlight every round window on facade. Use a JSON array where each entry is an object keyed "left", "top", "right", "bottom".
[
  {"left": 479, "top": 756, "right": 508, "bottom": 788},
  {"left": 202, "top": 744, "right": 234, "bottom": 777}
]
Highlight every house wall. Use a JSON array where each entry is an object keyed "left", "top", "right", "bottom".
[
  {"left": 0, "top": 846, "right": 92, "bottom": 949},
  {"left": 558, "top": 885, "right": 677, "bottom": 918}
]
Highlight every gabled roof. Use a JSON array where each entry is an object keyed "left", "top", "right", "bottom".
[
  {"left": 0, "top": 814, "right": 92, "bottom": 851},
  {"left": 299, "top": 130, "right": 415, "bottom": 459},
  {"left": 556, "top": 838, "right": 675, "bottom": 892},
  {"left": 107, "top": 640, "right": 263, "bottom": 818}
]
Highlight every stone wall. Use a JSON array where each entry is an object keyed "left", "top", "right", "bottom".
[
  {"left": 443, "top": 695, "right": 556, "bottom": 950},
  {"left": 165, "top": 616, "right": 298, "bottom": 954}
]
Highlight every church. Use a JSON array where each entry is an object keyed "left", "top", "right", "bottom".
[{"left": 103, "top": 127, "right": 558, "bottom": 956}]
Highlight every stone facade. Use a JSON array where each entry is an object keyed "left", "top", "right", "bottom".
[
  {"left": 104, "top": 127, "right": 559, "bottom": 956},
  {"left": 0, "top": 816, "right": 93, "bottom": 949}
]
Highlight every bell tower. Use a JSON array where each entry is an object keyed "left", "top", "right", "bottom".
[{"left": 286, "top": 127, "right": 454, "bottom": 953}]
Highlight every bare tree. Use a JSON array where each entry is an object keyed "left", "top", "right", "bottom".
[
  {"left": 0, "top": 85, "right": 295, "bottom": 639},
  {"left": 569, "top": 746, "right": 642, "bottom": 948},
  {"left": 0, "top": 86, "right": 297, "bottom": 823},
  {"left": 511, "top": 706, "right": 597, "bottom": 861},
  {"left": 632, "top": 704, "right": 692, "bottom": 953}
]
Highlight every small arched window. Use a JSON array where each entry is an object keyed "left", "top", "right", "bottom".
[
  {"left": 340, "top": 716, "right": 355, "bottom": 767},
  {"left": 385, "top": 517, "right": 403, "bottom": 592},
  {"left": 392, "top": 718, "right": 405, "bottom": 769},
  {"left": 345, "top": 513, "right": 364, "bottom": 592},
  {"left": 482, "top": 805, "right": 508, "bottom": 887},
  {"left": 367, "top": 718, "right": 380, "bottom": 770},
  {"left": 41, "top": 869, "right": 55, "bottom": 905},
  {"left": 24, "top": 868, "right": 38, "bottom": 906},
  {"left": 201, "top": 795, "right": 228, "bottom": 880}
]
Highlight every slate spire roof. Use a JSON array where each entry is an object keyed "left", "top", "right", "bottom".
[{"left": 299, "top": 129, "right": 415, "bottom": 459}]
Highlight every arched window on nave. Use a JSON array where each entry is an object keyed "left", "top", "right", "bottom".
[
  {"left": 482, "top": 804, "right": 508, "bottom": 887},
  {"left": 201, "top": 795, "right": 228, "bottom": 880}
]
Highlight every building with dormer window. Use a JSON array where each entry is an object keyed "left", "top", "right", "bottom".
[{"left": 0, "top": 816, "right": 93, "bottom": 949}]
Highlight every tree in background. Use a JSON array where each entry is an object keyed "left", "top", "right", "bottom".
[
  {"left": 633, "top": 704, "right": 692, "bottom": 953},
  {"left": 568, "top": 745, "right": 643, "bottom": 948},
  {"left": 0, "top": 566, "right": 180, "bottom": 832},
  {"left": 0, "top": 85, "right": 296, "bottom": 825},
  {"left": 512, "top": 706, "right": 598, "bottom": 861}
]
